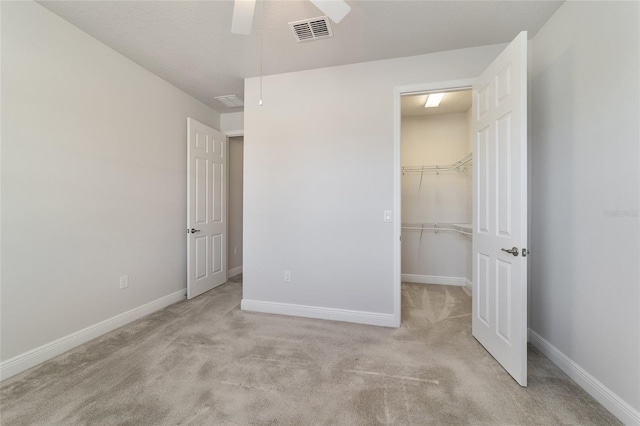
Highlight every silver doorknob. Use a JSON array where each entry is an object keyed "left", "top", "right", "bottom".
[
  {"left": 501, "top": 247, "right": 519, "bottom": 256},
  {"left": 190, "top": 228, "right": 201, "bottom": 233}
]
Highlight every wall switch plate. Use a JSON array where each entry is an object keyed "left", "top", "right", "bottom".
[
  {"left": 284, "top": 270, "right": 292, "bottom": 283},
  {"left": 234, "top": 247, "right": 238, "bottom": 255},
  {"left": 384, "top": 210, "right": 392, "bottom": 223},
  {"left": 119, "top": 275, "right": 129, "bottom": 289}
]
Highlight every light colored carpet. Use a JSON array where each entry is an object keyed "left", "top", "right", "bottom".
[{"left": 1, "top": 278, "right": 620, "bottom": 425}]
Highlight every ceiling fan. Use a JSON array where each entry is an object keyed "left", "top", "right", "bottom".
[{"left": 231, "top": 0, "right": 351, "bottom": 35}]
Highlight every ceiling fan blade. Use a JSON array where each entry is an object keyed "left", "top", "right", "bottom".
[
  {"left": 309, "top": 0, "right": 351, "bottom": 24},
  {"left": 231, "top": 0, "right": 256, "bottom": 35}
]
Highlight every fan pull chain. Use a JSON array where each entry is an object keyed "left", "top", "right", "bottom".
[{"left": 259, "top": 0, "right": 264, "bottom": 106}]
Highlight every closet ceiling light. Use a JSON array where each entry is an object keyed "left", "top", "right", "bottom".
[{"left": 425, "top": 93, "right": 444, "bottom": 108}]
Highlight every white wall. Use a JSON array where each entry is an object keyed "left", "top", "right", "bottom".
[
  {"left": 401, "top": 113, "right": 471, "bottom": 281},
  {"left": 530, "top": 0, "right": 640, "bottom": 421},
  {"left": 1, "top": 1, "right": 219, "bottom": 365},
  {"left": 220, "top": 112, "right": 244, "bottom": 136},
  {"left": 228, "top": 137, "right": 243, "bottom": 273},
  {"left": 242, "top": 44, "right": 504, "bottom": 320}
]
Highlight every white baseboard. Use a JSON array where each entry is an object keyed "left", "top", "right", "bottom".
[
  {"left": 0, "top": 289, "right": 186, "bottom": 381},
  {"left": 241, "top": 299, "right": 396, "bottom": 328},
  {"left": 528, "top": 329, "right": 640, "bottom": 425},
  {"left": 228, "top": 265, "right": 243, "bottom": 278},
  {"left": 401, "top": 274, "right": 466, "bottom": 286},
  {"left": 464, "top": 279, "right": 473, "bottom": 295}
]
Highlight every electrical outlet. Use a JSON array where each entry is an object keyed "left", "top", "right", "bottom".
[
  {"left": 119, "top": 275, "right": 129, "bottom": 289},
  {"left": 284, "top": 270, "right": 292, "bottom": 283}
]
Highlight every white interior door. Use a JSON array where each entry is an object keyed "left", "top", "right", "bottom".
[
  {"left": 187, "top": 118, "right": 227, "bottom": 299},
  {"left": 472, "top": 31, "right": 528, "bottom": 386}
]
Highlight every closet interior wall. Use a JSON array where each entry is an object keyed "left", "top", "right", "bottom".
[{"left": 401, "top": 109, "right": 472, "bottom": 286}]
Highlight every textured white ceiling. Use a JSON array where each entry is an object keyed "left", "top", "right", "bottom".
[
  {"left": 402, "top": 90, "right": 471, "bottom": 117},
  {"left": 38, "top": 0, "right": 563, "bottom": 113}
]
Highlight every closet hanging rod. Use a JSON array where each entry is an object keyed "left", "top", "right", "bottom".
[{"left": 402, "top": 153, "right": 472, "bottom": 173}]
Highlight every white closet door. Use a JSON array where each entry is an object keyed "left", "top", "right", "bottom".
[{"left": 472, "top": 31, "right": 528, "bottom": 386}]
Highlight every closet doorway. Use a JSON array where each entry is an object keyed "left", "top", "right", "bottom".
[
  {"left": 400, "top": 89, "right": 473, "bottom": 297},
  {"left": 228, "top": 136, "right": 244, "bottom": 280},
  {"left": 393, "top": 32, "right": 529, "bottom": 387}
]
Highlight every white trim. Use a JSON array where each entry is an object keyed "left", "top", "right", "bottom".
[
  {"left": 528, "top": 329, "right": 640, "bottom": 426},
  {"left": 465, "top": 278, "right": 473, "bottom": 294},
  {"left": 401, "top": 274, "right": 466, "bottom": 286},
  {"left": 393, "top": 79, "right": 474, "bottom": 330},
  {"left": 392, "top": 86, "right": 402, "bottom": 328},
  {"left": 0, "top": 289, "right": 186, "bottom": 381},
  {"left": 228, "top": 265, "right": 243, "bottom": 278},
  {"left": 223, "top": 130, "right": 244, "bottom": 137},
  {"left": 241, "top": 299, "right": 396, "bottom": 328}
]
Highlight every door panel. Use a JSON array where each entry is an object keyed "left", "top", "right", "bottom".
[
  {"left": 212, "top": 233, "right": 223, "bottom": 274},
  {"left": 496, "top": 259, "right": 512, "bottom": 343},
  {"left": 472, "top": 31, "right": 528, "bottom": 386},
  {"left": 477, "top": 253, "right": 490, "bottom": 326},
  {"left": 195, "top": 157, "right": 208, "bottom": 224},
  {"left": 212, "top": 162, "right": 223, "bottom": 222},
  {"left": 187, "top": 118, "right": 227, "bottom": 299},
  {"left": 195, "top": 236, "right": 208, "bottom": 280},
  {"left": 477, "top": 127, "right": 491, "bottom": 233},
  {"left": 496, "top": 114, "right": 512, "bottom": 236}
]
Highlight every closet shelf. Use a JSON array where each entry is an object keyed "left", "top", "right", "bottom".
[
  {"left": 453, "top": 223, "right": 472, "bottom": 233},
  {"left": 402, "top": 152, "right": 472, "bottom": 174},
  {"left": 401, "top": 222, "right": 472, "bottom": 237}
]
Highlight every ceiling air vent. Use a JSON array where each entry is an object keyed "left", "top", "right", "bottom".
[
  {"left": 289, "top": 16, "right": 333, "bottom": 43},
  {"left": 214, "top": 95, "right": 244, "bottom": 108}
]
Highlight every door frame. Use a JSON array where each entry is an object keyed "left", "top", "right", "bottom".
[{"left": 392, "top": 78, "right": 475, "bottom": 327}]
